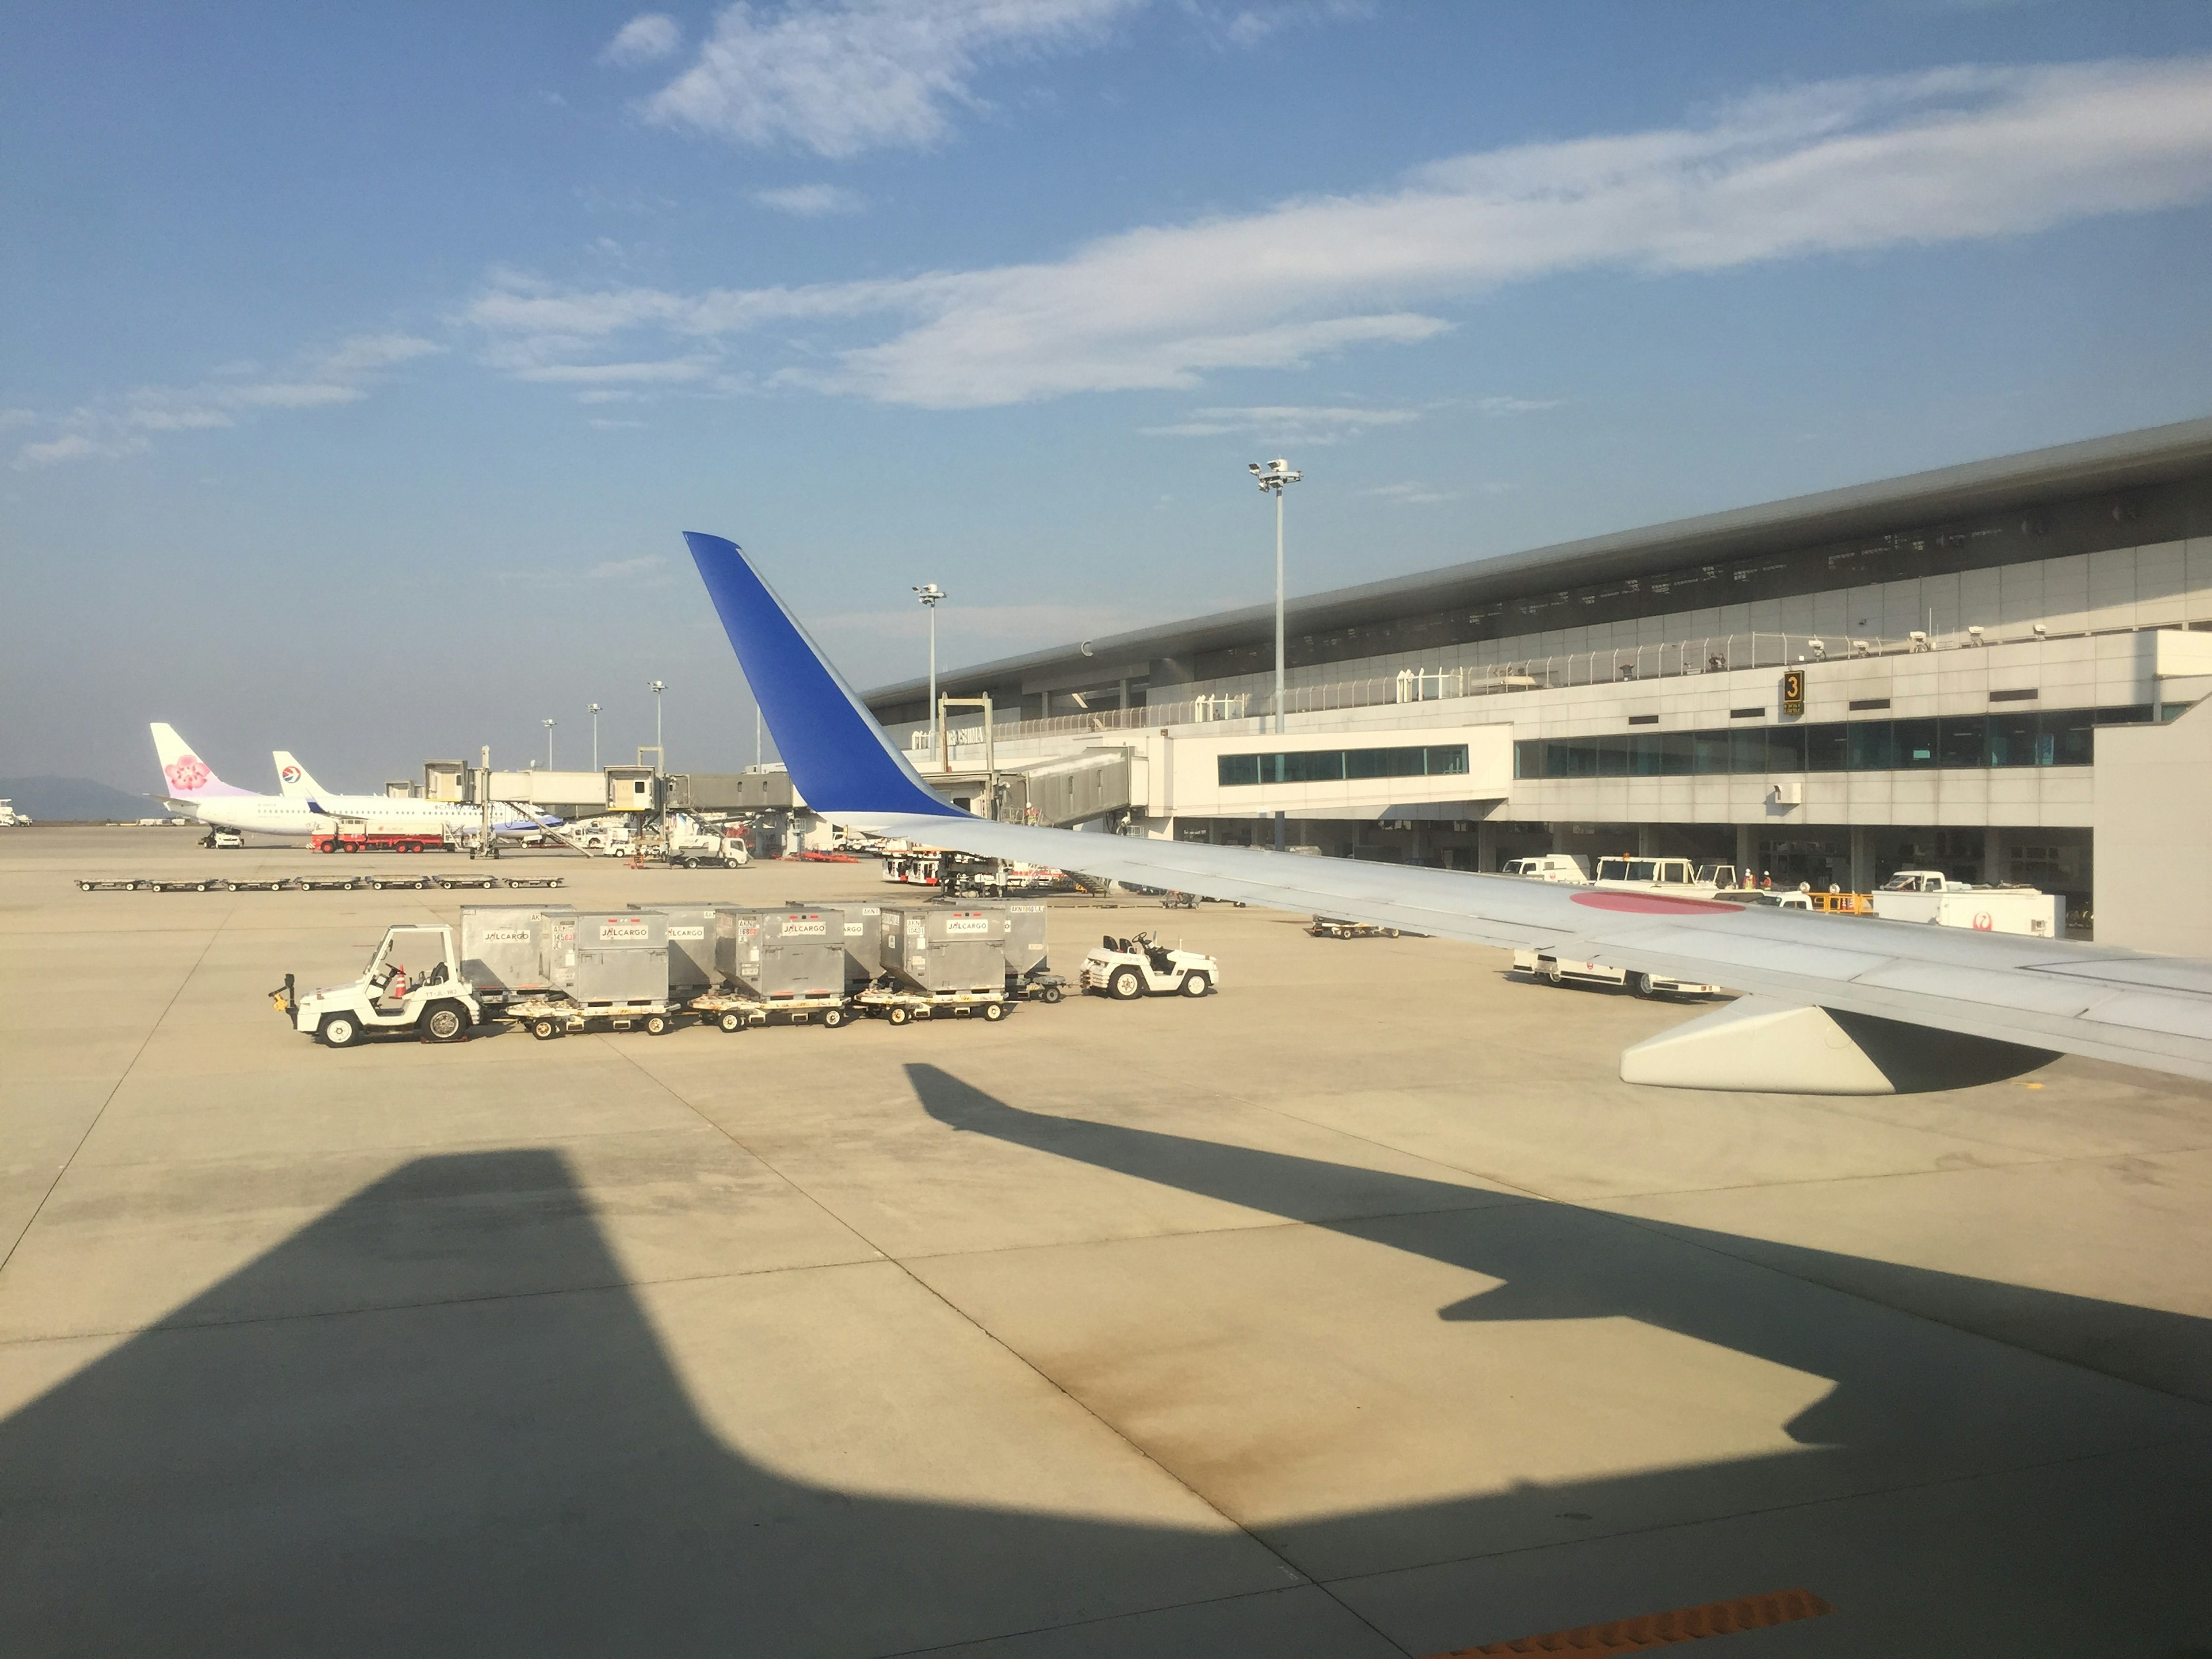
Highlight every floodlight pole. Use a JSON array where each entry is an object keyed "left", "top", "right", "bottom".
[
  {"left": 648, "top": 681, "right": 665, "bottom": 770},
  {"left": 542, "top": 718, "right": 555, "bottom": 769},
  {"left": 1249, "top": 458, "right": 1302, "bottom": 853},
  {"left": 589, "top": 703, "right": 601, "bottom": 771},
  {"left": 914, "top": 584, "right": 946, "bottom": 766}
]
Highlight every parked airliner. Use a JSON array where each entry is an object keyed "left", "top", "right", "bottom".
[{"left": 151, "top": 724, "right": 554, "bottom": 839}]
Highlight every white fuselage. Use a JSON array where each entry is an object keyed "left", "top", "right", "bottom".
[{"left": 177, "top": 792, "right": 547, "bottom": 838}]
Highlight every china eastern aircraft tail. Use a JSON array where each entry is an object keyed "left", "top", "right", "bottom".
[
  {"left": 273, "top": 752, "right": 326, "bottom": 798},
  {"left": 681, "top": 531, "right": 2212, "bottom": 1094}
]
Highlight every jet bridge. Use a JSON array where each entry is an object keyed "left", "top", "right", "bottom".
[{"left": 1014, "top": 748, "right": 1133, "bottom": 828}]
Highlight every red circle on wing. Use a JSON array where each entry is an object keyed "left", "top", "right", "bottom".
[{"left": 1571, "top": 891, "right": 1745, "bottom": 915}]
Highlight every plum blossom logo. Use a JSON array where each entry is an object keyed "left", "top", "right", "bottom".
[{"left": 165, "top": 756, "right": 210, "bottom": 793}]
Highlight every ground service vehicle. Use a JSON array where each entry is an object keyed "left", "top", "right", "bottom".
[
  {"left": 1501, "top": 854, "right": 1588, "bottom": 881},
  {"left": 1308, "top": 918, "right": 1402, "bottom": 938},
  {"left": 276, "top": 924, "right": 482, "bottom": 1047},
  {"left": 1510, "top": 947, "right": 1722, "bottom": 998},
  {"left": 202, "top": 828, "right": 243, "bottom": 849},
  {"left": 1081, "top": 932, "right": 1220, "bottom": 999},
  {"left": 1869, "top": 871, "right": 2063, "bottom": 937}
]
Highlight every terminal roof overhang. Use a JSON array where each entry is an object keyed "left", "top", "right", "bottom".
[{"left": 862, "top": 413, "right": 2212, "bottom": 710}]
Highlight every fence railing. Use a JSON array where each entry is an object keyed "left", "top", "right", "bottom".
[{"left": 907, "top": 626, "right": 2050, "bottom": 752}]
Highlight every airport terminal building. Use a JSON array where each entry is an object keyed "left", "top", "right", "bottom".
[{"left": 864, "top": 419, "right": 2212, "bottom": 947}]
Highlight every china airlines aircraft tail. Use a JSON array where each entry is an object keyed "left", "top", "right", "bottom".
[
  {"left": 273, "top": 752, "right": 325, "bottom": 798},
  {"left": 150, "top": 724, "right": 257, "bottom": 802}
]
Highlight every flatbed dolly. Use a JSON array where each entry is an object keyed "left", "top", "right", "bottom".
[
  {"left": 855, "top": 987, "right": 1013, "bottom": 1025},
  {"left": 1308, "top": 917, "right": 1402, "bottom": 939},
  {"left": 502, "top": 995, "right": 687, "bottom": 1039},
  {"left": 687, "top": 991, "right": 855, "bottom": 1032}
]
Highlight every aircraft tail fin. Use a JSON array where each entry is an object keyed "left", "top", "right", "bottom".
[
  {"left": 272, "top": 752, "right": 325, "bottom": 797},
  {"left": 681, "top": 533, "right": 956, "bottom": 820},
  {"left": 150, "top": 724, "right": 255, "bottom": 800}
]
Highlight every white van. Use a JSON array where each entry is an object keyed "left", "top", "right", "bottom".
[{"left": 1501, "top": 854, "right": 1589, "bottom": 882}]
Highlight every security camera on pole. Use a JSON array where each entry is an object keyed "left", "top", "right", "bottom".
[{"left": 1248, "top": 457, "right": 1302, "bottom": 853}]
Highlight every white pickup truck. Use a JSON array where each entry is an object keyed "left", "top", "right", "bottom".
[{"left": 1870, "top": 871, "right": 2063, "bottom": 937}]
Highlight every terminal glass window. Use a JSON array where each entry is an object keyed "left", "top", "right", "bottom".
[
  {"left": 1508, "top": 705, "right": 2141, "bottom": 781},
  {"left": 1938, "top": 717, "right": 1986, "bottom": 769},
  {"left": 1987, "top": 711, "right": 2041, "bottom": 767},
  {"left": 1895, "top": 719, "right": 1940, "bottom": 769},
  {"left": 1218, "top": 743, "right": 1468, "bottom": 787}
]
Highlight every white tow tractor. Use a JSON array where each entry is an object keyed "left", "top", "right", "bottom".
[
  {"left": 1080, "top": 931, "right": 1220, "bottom": 1000},
  {"left": 275, "top": 923, "right": 482, "bottom": 1048}
]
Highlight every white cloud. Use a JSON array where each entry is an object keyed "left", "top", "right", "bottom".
[
  {"left": 15, "top": 433, "right": 104, "bottom": 468},
  {"left": 1474, "top": 395, "right": 1563, "bottom": 415},
  {"left": 641, "top": 0, "right": 1146, "bottom": 157},
  {"left": 12, "top": 334, "right": 441, "bottom": 468},
  {"left": 471, "top": 56, "right": 2212, "bottom": 408},
  {"left": 1217, "top": 1, "right": 1370, "bottom": 48},
  {"left": 1358, "top": 481, "right": 1458, "bottom": 505},
  {"left": 603, "top": 13, "right": 684, "bottom": 66},
  {"left": 588, "top": 554, "right": 665, "bottom": 578},
  {"left": 512, "top": 357, "right": 713, "bottom": 384},
  {"left": 0, "top": 408, "right": 37, "bottom": 430},
  {"left": 752, "top": 182, "right": 867, "bottom": 216},
  {"left": 1141, "top": 403, "right": 1419, "bottom": 439}
]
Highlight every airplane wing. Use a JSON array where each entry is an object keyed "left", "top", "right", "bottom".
[{"left": 684, "top": 531, "right": 2212, "bottom": 1093}]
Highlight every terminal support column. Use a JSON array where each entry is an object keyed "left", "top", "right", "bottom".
[
  {"left": 1735, "top": 824, "right": 1757, "bottom": 880},
  {"left": 1850, "top": 825, "right": 1873, "bottom": 892}
]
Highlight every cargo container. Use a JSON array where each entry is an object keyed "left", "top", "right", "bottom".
[
  {"left": 543, "top": 911, "right": 671, "bottom": 1005},
  {"left": 652, "top": 903, "right": 723, "bottom": 995},
  {"left": 840, "top": 903, "right": 885, "bottom": 987},
  {"left": 880, "top": 907, "right": 1010, "bottom": 994},
  {"left": 1001, "top": 902, "right": 1050, "bottom": 988},
  {"left": 726, "top": 907, "right": 847, "bottom": 1000},
  {"left": 459, "top": 904, "right": 574, "bottom": 998}
]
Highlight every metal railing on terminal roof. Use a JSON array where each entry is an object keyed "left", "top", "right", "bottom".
[{"left": 908, "top": 626, "right": 2065, "bottom": 752}]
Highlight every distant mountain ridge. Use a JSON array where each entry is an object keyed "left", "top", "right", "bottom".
[{"left": 0, "top": 777, "right": 167, "bottom": 822}]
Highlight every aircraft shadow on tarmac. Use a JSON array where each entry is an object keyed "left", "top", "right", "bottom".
[{"left": 0, "top": 1074, "right": 2206, "bottom": 1657}]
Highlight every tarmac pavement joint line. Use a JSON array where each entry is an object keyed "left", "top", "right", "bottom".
[
  {"left": 607, "top": 1036, "right": 1420, "bottom": 1658},
  {"left": 0, "top": 895, "right": 230, "bottom": 1280}
]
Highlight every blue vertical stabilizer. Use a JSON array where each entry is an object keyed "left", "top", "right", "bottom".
[{"left": 683, "top": 533, "right": 957, "bottom": 820}]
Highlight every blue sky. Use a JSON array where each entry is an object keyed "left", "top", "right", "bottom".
[{"left": 7, "top": 1, "right": 2212, "bottom": 794}]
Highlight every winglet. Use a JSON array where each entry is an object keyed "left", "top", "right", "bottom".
[{"left": 683, "top": 533, "right": 956, "bottom": 819}]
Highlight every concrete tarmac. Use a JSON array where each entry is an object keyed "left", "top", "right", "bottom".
[{"left": 1, "top": 825, "right": 2207, "bottom": 1657}]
